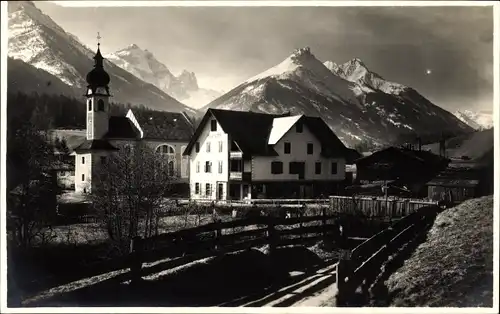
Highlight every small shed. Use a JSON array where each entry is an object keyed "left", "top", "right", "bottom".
[{"left": 426, "top": 178, "right": 480, "bottom": 203}]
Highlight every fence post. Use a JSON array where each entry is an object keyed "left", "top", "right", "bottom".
[
  {"left": 129, "top": 236, "right": 144, "bottom": 285},
  {"left": 322, "top": 206, "right": 327, "bottom": 240},
  {"left": 335, "top": 249, "right": 352, "bottom": 306},
  {"left": 214, "top": 218, "right": 222, "bottom": 253},
  {"left": 267, "top": 215, "right": 277, "bottom": 256}
]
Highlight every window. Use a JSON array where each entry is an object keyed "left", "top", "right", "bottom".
[
  {"left": 331, "top": 162, "right": 338, "bottom": 175},
  {"left": 195, "top": 142, "right": 200, "bottom": 153},
  {"left": 230, "top": 159, "right": 242, "bottom": 172},
  {"left": 97, "top": 99, "right": 105, "bottom": 111},
  {"left": 289, "top": 162, "right": 297, "bottom": 174},
  {"left": 88, "top": 99, "right": 92, "bottom": 111},
  {"left": 205, "top": 161, "right": 212, "bottom": 173},
  {"left": 156, "top": 144, "right": 175, "bottom": 155},
  {"left": 271, "top": 161, "right": 283, "bottom": 174},
  {"left": 296, "top": 122, "right": 303, "bottom": 133},
  {"left": 196, "top": 161, "right": 200, "bottom": 173},
  {"left": 284, "top": 142, "right": 291, "bottom": 154},
  {"left": 167, "top": 161, "right": 175, "bottom": 176},
  {"left": 100, "top": 156, "right": 107, "bottom": 164},
  {"left": 206, "top": 142, "right": 211, "bottom": 153},
  {"left": 81, "top": 174, "right": 85, "bottom": 181},
  {"left": 315, "top": 162, "right": 322, "bottom": 174},
  {"left": 211, "top": 120, "right": 217, "bottom": 132},
  {"left": 206, "top": 183, "right": 212, "bottom": 197},
  {"left": 82, "top": 157, "right": 85, "bottom": 164},
  {"left": 307, "top": 143, "right": 314, "bottom": 155},
  {"left": 218, "top": 141, "right": 223, "bottom": 153},
  {"left": 195, "top": 183, "right": 200, "bottom": 194},
  {"left": 218, "top": 160, "right": 223, "bottom": 174}
]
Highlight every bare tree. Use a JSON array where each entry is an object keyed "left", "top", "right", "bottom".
[
  {"left": 7, "top": 120, "right": 59, "bottom": 249},
  {"left": 91, "top": 141, "right": 174, "bottom": 254}
]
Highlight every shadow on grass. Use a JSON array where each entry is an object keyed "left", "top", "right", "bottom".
[
  {"left": 365, "top": 214, "right": 438, "bottom": 307},
  {"left": 25, "top": 246, "right": 332, "bottom": 307}
]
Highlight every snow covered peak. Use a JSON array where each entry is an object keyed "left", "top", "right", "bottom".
[
  {"left": 177, "top": 70, "right": 198, "bottom": 91},
  {"left": 454, "top": 110, "right": 493, "bottom": 130},
  {"left": 325, "top": 58, "right": 407, "bottom": 95}
]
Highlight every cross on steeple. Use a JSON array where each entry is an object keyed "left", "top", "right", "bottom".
[{"left": 97, "top": 32, "right": 101, "bottom": 46}]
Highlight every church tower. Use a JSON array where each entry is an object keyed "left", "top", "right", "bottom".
[
  {"left": 85, "top": 40, "right": 110, "bottom": 140},
  {"left": 73, "top": 38, "right": 118, "bottom": 194}
]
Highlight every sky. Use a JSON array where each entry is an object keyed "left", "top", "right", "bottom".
[{"left": 34, "top": 1, "right": 494, "bottom": 112}]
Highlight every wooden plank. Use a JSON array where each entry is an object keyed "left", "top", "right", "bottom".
[
  {"left": 219, "top": 228, "right": 267, "bottom": 244},
  {"left": 279, "top": 224, "right": 331, "bottom": 237}
]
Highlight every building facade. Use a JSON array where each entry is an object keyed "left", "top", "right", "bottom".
[
  {"left": 72, "top": 44, "right": 194, "bottom": 194},
  {"left": 183, "top": 109, "right": 358, "bottom": 200}
]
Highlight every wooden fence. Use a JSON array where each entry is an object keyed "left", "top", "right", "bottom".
[
  {"left": 127, "top": 208, "right": 362, "bottom": 284},
  {"left": 334, "top": 204, "right": 440, "bottom": 306},
  {"left": 329, "top": 195, "right": 438, "bottom": 218}
]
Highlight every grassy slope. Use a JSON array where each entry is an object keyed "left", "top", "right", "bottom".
[{"left": 386, "top": 196, "right": 494, "bottom": 307}]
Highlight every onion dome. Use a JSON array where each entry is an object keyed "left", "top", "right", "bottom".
[{"left": 86, "top": 45, "right": 110, "bottom": 87}]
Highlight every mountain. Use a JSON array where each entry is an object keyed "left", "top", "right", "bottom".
[
  {"left": 7, "top": 57, "right": 79, "bottom": 97},
  {"left": 107, "top": 44, "right": 221, "bottom": 109},
  {"left": 201, "top": 47, "right": 472, "bottom": 147},
  {"left": 454, "top": 110, "right": 493, "bottom": 130},
  {"left": 7, "top": 1, "right": 195, "bottom": 114}
]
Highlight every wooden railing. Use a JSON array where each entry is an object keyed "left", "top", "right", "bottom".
[
  {"left": 126, "top": 208, "right": 355, "bottom": 284},
  {"left": 329, "top": 195, "right": 438, "bottom": 218},
  {"left": 334, "top": 204, "right": 441, "bottom": 306}
]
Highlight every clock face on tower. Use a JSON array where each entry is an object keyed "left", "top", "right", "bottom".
[{"left": 96, "top": 87, "right": 106, "bottom": 94}]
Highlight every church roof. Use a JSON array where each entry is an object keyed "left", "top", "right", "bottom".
[
  {"left": 86, "top": 45, "right": 110, "bottom": 88},
  {"left": 73, "top": 139, "right": 119, "bottom": 152},
  {"left": 105, "top": 116, "right": 141, "bottom": 139},
  {"left": 133, "top": 111, "right": 195, "bottom": 141}
]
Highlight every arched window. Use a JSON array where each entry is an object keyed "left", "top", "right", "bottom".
[
  {"left": 88, "top": 99, "right": 92, "bottom": 111},
  {"left": 156, "top": 144, "right": 175, "bottom": 155},
  {"left": 97, "top": 99, "right": 105, "bottom": 111},
  {"left": 156, "top": 144, "right": 176, "bottom": 176}
]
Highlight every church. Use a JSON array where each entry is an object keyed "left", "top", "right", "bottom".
[{"left": 72, "top": 43, "right": 195, "bottom": 194}]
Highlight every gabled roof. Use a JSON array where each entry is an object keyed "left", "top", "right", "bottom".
[
  {"left": 354, "top": 146, "right": 449, "bottom": 166},
  {"left": 184, "top": 109, "right": 288, "bottom": 156},
  {"left": 268, "top": 115, "right": 303, "bottom": 145},
  {"left": 133, "top": 110, "right": 194, "bottom": 141},
  {"left": 104, "top": 116, "right": 141, "bottom": 139},
  {"left": 73, "top": 139, "right": 119, "bottom": 152},
  {"left": 183, "top": 108, "right": 356, "bottom": 160}
]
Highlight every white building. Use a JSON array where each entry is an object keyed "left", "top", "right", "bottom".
[
  {"left": 72, "top": 44, "right": 194, "bottom": 194},
  {"left": 183, "top": 108, "right": 360, "bottom": 200}
]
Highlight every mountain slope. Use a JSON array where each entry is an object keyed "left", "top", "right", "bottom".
[
  {"left": 107, "top": 44, "right": 221, "bottom": 108},
  {"left": 202, "top": 47, "right": 472, "bottom": 147},
  {"left": 454, "top": 110, "right": 493, "bottom": 130},
  {"left": 7, "top": 1, "right": 194, "bottom": 114},
  {"left": 7, "top": 57, "right": 79, "bottom": 97}
]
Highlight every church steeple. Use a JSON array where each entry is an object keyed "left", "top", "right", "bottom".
[
  {"left": 85, "top": 33, "right": 110, "bottom": 140},
  {"left": 86, "top": 33, "right": 110, "bottom": 96}
]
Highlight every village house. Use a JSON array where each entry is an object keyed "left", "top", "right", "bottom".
[
  {"left": 72, "top": 44, "right": 194, "bottom": 194},
  {"left": 353, "top": 145, "right": 450, "bottom": 197},
  {"left": 182, "top": 108, "right": 359, "bottom": 200}
]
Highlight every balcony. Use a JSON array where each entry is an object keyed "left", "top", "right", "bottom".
[
  {"left": 229, "top": 171, "right": 252, "bottom": 181},
  {"left": 230, "top": 151, "right": 243, "bottom": 159}
]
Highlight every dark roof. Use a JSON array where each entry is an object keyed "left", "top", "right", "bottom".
[
  {"left": 134, "top": 111, "right": 194, "bottom": 141},
  {"left": 73, "top": 139, "right": 119, "bottom": 152},
  {"left": 354, "top": 147, "right": 449, "bottom": 166},
  {"left": 184, "top": 109, "right": 355, "bottom": 159},
  {"left": 105, "top": 116, "right": 141, "bottom": 139},
  {"left": 184, "top": 109, "right": 287, "bottom": 156},
  {"left": 300, "top": 116, "right": 358, "bottom": 160}
]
